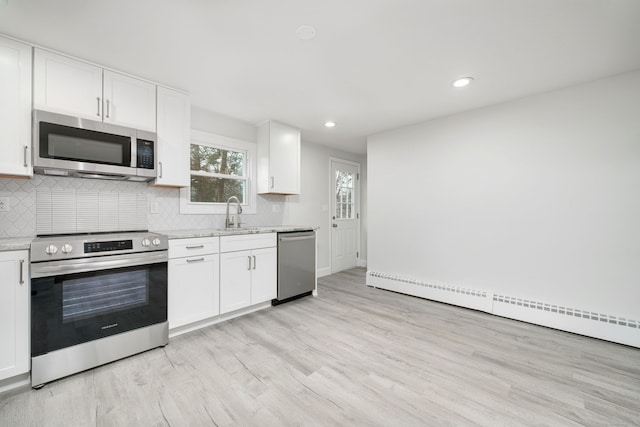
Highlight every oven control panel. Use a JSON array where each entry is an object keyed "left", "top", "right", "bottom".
[
  {"left": 31, "top": 232, "right": 168, "bottom": 262},
  {"left": 85, "top": 240, "right": 133, "bottom": 253}
]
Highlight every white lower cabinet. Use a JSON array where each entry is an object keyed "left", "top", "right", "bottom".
[
  {"left": 0, "top": 250, "right": 29, "bottom": 381},
  {"left": 168, "top": 237, "right": 219, "bottom": 329},
  {"left": 220, "top": 234, "right": 277, "bottom": 314}
]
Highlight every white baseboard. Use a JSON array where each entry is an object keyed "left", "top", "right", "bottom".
[
  {"left": 357, "top": 259, "right": 367, "bottom": 268},
  {"left": 0, "top": 372, "right": 30, "bottom": 395},
  {"left": 367, "top": 270, "right": 640, "bottom": 348}
]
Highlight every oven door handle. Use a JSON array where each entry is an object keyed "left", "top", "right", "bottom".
[{"left": 30, "top": 252, "right": 168, "bottom": 278}]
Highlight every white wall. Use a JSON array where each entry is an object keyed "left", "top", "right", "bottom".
[
  {"left": 191, "top": 106, "right": 256, "bottom": 143},
  {"left": 367, "top": 70, "right": 640, "bottom": 321},
  {"left": 286, "top": 140, "right": 367, "bottom": 275}
]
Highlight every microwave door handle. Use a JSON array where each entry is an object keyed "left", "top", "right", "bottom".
[{"left": 131, "top": 136, "right": 137, "bottom": 168}]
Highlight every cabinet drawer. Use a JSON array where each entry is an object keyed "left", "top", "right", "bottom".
[
  {"left": 220, "top": 233, "right": 276, "bottom": 253},
  {"left": 169, "top": 237, "right": 219, "bottom": 258}
]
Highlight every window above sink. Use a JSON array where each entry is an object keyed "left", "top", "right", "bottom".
[{"left": 180, "top": 130, "right": 257, "bottom": 215}]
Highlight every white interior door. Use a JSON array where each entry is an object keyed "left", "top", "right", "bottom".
[{"left": 331, "top": 159, "right": 360, "bottom": 273}]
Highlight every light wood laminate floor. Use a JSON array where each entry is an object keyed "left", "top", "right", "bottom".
[{"left": 1, "top": 268, "right": 639, "bottom": 426}]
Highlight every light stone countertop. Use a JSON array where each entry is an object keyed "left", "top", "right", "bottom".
[
  {"left": 0, "top": 236, "right": 34, "bottom": 252},
  {"left": 156, "top": 226, "right": 317, "bottom": 240},
  {"left": 0, "top": 226, "right": 317, "bottom": 251}
]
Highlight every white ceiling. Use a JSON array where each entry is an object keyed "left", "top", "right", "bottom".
[{"left": 2, "top": 0, "right": 640, "bottom": 154}]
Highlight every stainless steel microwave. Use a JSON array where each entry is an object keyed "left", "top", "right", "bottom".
[{"left": 33, "top": 110, "right": 156, "bottom": 181}]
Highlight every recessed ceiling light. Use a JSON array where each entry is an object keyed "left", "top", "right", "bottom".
[
  {"left": 324, "top": 121, "right": 336, "bottom": 128},
  {"left": 452, "top": 77, "right": 474, "bottom": 88},
  {"left": 296, "top": 25, "right": 316, "bottom": 41}
]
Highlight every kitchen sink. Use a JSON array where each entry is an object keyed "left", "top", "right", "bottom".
[{"left": 220, "top": 227, "right": 262, "bottom": 233}]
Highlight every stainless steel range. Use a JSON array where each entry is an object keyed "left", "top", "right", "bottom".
[{"left": 30, "top": 231, "right": 169, "bottom": 388}]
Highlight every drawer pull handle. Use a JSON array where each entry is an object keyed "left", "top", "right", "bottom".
[
  {"left": 186, "top": 257, "right": 205, "bottom": 263},
  {"left": 186, "top": 245, "right": 204, "bottom": 249}
]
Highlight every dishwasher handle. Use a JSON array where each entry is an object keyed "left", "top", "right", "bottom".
[{"left": 279, "top": 233, "right": 314, "bottom": 243}]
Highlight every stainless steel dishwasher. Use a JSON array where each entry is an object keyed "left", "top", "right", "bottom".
[{"left": 273, "top": 230, "right": 316, "bottom": 305}]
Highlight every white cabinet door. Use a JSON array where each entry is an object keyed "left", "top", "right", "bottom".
[
  {"left": 33, "top": 48, "right": 103, "bottom": 121},
  {"left": 103, "top": 70, "right": 156, "bottom": 131},
  {"left": 257, "top": 120, "right": 300, "bottom": 194},
  {"left": 0, "top": 251, "right": 29, "bottom": 381},
  {"left": 0, "top": 37, "right": 32, "bottom": 177},
  {"left": 168, "top": 254, "right": 220, "bottom": 329},
  {"left": 220, "top": 250, "right": 252, "bottom": 314},
  {"left": 251, "top": 247, "right": 277, "bottom": 304},
  {"left": 268, "top": 121, "right": 300, "bottom": 194},
  {"left": 154, "top": 87, "right": 190, "bottom": 187}
]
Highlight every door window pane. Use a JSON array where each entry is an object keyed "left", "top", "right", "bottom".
[{"left": 335, "top": 170, "right": 355, "bottom": 219}]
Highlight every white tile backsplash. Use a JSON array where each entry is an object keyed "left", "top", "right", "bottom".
[{"left": 0, "top": 175, "right": 287, "bottom": 237}]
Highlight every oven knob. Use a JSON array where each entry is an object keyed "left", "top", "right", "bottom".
[
  {"left": 141, "top": 238, "right": 151, "bottom": 247},
  {"left": 45, "top": 244, "right": 58, "bottom": 255},
  {"left": 61, "top": 243, "right": 73, "bottom": 254},
  {"left": 152, "top": 238, "right": 161, "bottom": 246}
]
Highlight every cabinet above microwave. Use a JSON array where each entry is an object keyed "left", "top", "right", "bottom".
[{"left": 33, "top": 48, "right": 157, "bottom": 132}]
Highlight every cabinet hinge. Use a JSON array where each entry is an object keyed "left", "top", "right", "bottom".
[
  {"left": 357, "top": 213, "right": 359, "bottom": 219},
  {"left": 357, "top": 173, "right": 360, "bottom": 180},
  {"left": 357, "top": 251, "right": 359, "bottom": 258}
]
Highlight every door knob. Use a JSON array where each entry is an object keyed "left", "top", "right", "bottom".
[{"left": 333, "top": 224, "right": 338, "bottom": 228}]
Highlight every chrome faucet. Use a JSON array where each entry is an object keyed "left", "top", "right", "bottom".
[{"left": 225, "top": 196, "right": 243, "bottom": 228}]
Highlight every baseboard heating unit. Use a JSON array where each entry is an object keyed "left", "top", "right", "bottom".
[{"left": 366, "top": 271, "right": 639, "bottom": 348}]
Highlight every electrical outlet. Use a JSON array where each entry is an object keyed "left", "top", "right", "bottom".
[
  {"left": 272, "top": 204, "right": 280, "bottom": 213},
  {"left": 0, "top": 197, "right": 9, "bottom": 212},
  {"left": 149, "top": 202, "right": 159, "bottom": 214}
]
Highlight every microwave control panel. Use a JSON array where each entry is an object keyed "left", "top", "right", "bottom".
[{"left": 137, "top": 139, "right": 155, "bottom": 169}]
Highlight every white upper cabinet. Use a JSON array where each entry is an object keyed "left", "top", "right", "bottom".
[
  {"left": 34, "top": 49, "right": 156, "bottom": 131},
  {"left": 34, "top": 48, "right": 103, "bottom": 121},
  {"left": 0, "top": 36, "right": 32, "bottom": 178},
  {"left": 103, "top": 70, "right": 156, "bottom": 131},
  {"left": 154, "top": 87, "right": 190, "bottom": 187},
  {"left": 257, "top": 120, "right": 301, "bottom": 195}
]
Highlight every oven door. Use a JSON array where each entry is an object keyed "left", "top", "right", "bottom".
[{"left": 31, "top": 252, "right": 167, "bottom": 357}]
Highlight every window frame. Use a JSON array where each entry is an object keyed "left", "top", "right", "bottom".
[{"left": 179, "top": 130, "right": 257, "bottom": 215}]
